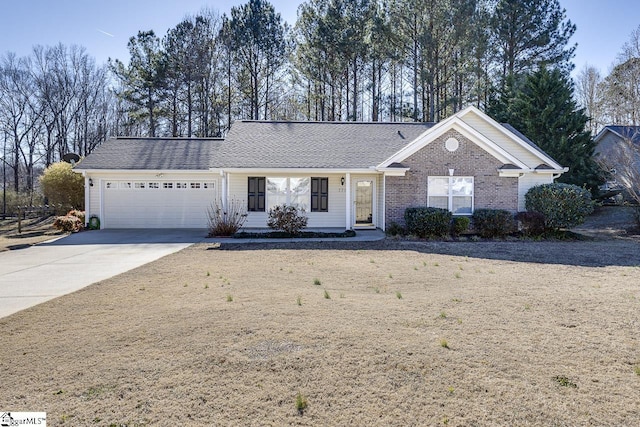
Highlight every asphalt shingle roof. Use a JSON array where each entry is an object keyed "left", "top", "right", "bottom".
[
  {"left": 214, "top": 121, "right": 435, "bottom": 169},
  {"left": 76, "top": 137, "right": 224, "bottom": 170},
  {"left": 604, "top": 125, "right": 640, "bottom": 144}
]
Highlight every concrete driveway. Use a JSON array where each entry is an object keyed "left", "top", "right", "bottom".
[{"left": 0, "top": 229, "right": 207, "bottom": 319}]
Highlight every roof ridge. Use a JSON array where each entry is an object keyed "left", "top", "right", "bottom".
[
  {"left": 113, "top": 136, "right": 225, "bottom": 141},
  {"left": 234, "top": 120, "right": 435, "bottom": 125}
]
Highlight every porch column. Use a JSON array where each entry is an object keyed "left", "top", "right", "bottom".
[
  {"left": 345, "top": 172, "right": 351, "bottom": 230},
  {"left": 84, "top": 173, "right": 90, "bottom": 227},
  {"left": 220, "top": 170, "right": 227, "bottom": 210}
]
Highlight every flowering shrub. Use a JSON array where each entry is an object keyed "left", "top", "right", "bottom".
[
  {"left": 267, "top": 205, "right": 308, "bottom": 235},
  {"left": 207, "top": 199, "right": 248, "bottom": 236}
]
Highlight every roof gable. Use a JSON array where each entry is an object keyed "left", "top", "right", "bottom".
[
  {"left": 378, "top": 106, "right": 564, "bottom": 171},
  {"left": 594, "top": 126, "right": 640, "bottom": 145}
]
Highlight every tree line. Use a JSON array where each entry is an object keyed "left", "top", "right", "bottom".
[{"left": 0, "top": 0, "right": 636, "bottom": 204}]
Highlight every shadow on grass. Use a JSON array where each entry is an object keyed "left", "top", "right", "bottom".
[{"left": 211, "top": 238, "right": 640, "bottom": 268}]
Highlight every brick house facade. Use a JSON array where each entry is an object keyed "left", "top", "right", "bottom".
[{"left": 385, "top": 129, "right": 518, "bottom": 227}]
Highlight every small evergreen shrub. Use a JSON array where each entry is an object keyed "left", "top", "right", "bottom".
[
  {"left": 404, "top": 207, "right": 452, "bottom": 238},
  {"left": 451, "top": 216, "right": 470, "bottom": 236},
  {"left": 525, "top": 183, "right": 594, "bottom": 230},
  {"left": 515, "top": 211, "right": 546, "bottom": 237},
  {"left": 267, "top": 204, "right": 308, "bottom": 235},
  {"left": 472, "top": 209, "right": 515, "bottom": 238},
  {"left": 53, "top": 214, "right": 84, "bottom": 232},
  {"left": 386, "top": 221, "right": 405, "bottom": 236}
]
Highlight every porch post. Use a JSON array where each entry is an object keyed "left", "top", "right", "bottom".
[
  {"left": 220, "top": 170, "right": 227, "bottom": 210},
  {"left": 381, "top": 174, "right": 385, "bottom": 231},
  {"left": 345, "top": 172, "right": 351, "bottom": 230},
  {"left": 84, "top": 173, "right": 90, "bottom": 227}
]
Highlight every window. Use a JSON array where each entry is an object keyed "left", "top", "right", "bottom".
[
  {"left": 266, "top": 177, "right": 310, "bottom": 211},
  {"left": 105, "top": 182, "right": 113, "bottom": 189},
  {"left": 163, "top": 182, "right": 173, "bottom": 189},
  {"left": 120, "top": 182, "right": 132, "bottom": 189},
  {"left": 134, "top": 182, "right": 146, "bottom": 189},
  {"left": 190, "top": 182, "right": 201, "bottom": 189},
  {"left": 148, "top": 182, "right": 159, "bottom": 189},
  {"left": 176, "top": 182, "right": 187, "bottom": 189},
  {"left": 248, "top": 177, "right": 266, "bottom": 211},
  {"left": 204, "top": 182, "right": 215, "bottom": 189},
  {"left": 427, "top": 176, "right": 473, "bottom": 214},
  {"left": 311, "top": 177, "right": 329, "bottom": 212}
]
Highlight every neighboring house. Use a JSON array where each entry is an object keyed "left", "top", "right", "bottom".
[
  {"left": 74, "top": 106, "right": 566, "bottom": 230},
  {"left": 594, "top": 125, "right": 640, "bottom": 195}
]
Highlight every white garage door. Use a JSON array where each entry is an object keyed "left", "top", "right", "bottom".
[{"left": 103, "top": 180, "right": 216, "bottom": 228}]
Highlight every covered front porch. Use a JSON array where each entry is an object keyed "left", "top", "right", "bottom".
[{"left": 217, "top": 170, "right": 387, "bottom": 231}]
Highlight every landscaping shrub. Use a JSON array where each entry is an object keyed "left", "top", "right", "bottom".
[
  {"left": 67, "top": 209, "right": 85, "bottom": 225},
  {"left": 451, "top": 216, "right": 470, "bottom": 236},
  {"left": 404, "top": 207, "right": 452, "bottom": 238},
  {"left": 525, "top": 183, "right": 594, "bottom": 230},
  {"left": 472, "top": 209, "right": 516, "bottom": 238},
  {"left": 515, "top": 211, "right": 546, "bottom": 237},
  {"left": 386, "top": 221, "right": 405, "bottom": 236},
  {"left": 53, "top": 214, "right": 83, "bottom": 232},
  {"left": 207, "top": 198, "right": 248, "bottom": 237},
  {"left": 39, "top": 161, "right": 84, "bottom": 214},
  {"left": 267, "top": 204, "right": 308, "bottom": 235}
]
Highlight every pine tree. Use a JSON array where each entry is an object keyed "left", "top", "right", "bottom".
[{"left": 507, "top": 67, "right": 603, "bottom": 192}]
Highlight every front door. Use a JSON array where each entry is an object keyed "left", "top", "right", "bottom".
[{"left": 354, "top": 179, "right": 374, "bottom": 228}]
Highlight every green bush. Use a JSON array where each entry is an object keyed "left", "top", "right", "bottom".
[
  {"left": 515, "top": 211, "right": 546, "bottom": 237},
  {"left": 267, "top": 204, "right": 308, "bottom": 235},
  {"left": 53, "top": 214, "right": 83, "bottom": 232},
  {"left": 386, "top": 221, "right": 405, "bottom": 236},
  {"left": 525, "top": 183, "right": 594, "bottom": 230},
  {"left": 451, "top": 216, "right": 470, "bottom": 236},
  {"left": 472, "top": 209, "right": 515, "bottom": 238},
  {"left": 404, "top": 207, "right": 452, "bottom": 238}
]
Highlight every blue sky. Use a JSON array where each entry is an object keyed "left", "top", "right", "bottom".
[{"left": 0, "top": 0, "right": 637, "bottom": 77}]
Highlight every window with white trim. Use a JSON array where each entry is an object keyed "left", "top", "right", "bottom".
[
  {"left": 134, "top": 182, "right": 146, "bottom": 189},
  {"left": 148, "top": 182, "right": 159, "bottom": 189},
  {"left": 427, "top": 176, "right": 474, "bottom": 214},
  {"left": 163, "top": 182, "right": 173, "bottom": 189},
  {"left": 266, "top": 177, "right": 310, "bottom": 212},
  {"left": 190, "top": 182, "right": 201, "bottom": 189},
  {"left": 176, "top": 182, "right": 187, "bottom": 189}
]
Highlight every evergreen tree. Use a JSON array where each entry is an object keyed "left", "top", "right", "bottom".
[
  {"left": 491, "top": 0, "right": 576, "bottom": 88},
  {"left": 222, "top": 0, "right": 287, "bottom": 120},
  {"left": 111, "top": 31, "right": 167, "bottom": 137},
  {"left": 504, "top": 67, "right": 603, "bottom": 192}
]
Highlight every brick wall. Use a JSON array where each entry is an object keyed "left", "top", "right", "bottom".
[{"left": 385, "top": 129, "right": 518, "bottom": 227}]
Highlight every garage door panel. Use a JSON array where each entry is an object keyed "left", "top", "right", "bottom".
[{"left": 103, "top": 180, "right": 216, "bottom": 228}]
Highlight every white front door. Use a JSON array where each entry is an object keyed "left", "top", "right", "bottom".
[{"left": 353, "top": 179, "right": 375, "bottom": 228}]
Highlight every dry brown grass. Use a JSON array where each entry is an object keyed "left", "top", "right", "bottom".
[
  {"left": 1, "top": 240, "right": 639, "bottom": 426},
  {"left": 0, "top": 216, "right": 64, "bottom": 251}
]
